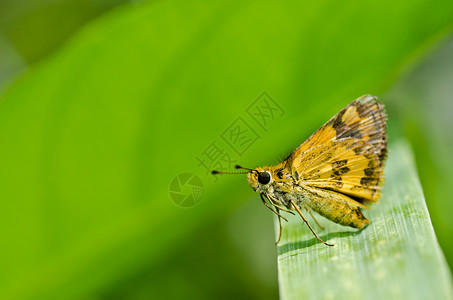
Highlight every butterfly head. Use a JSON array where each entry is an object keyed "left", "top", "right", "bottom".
[{"left": 246, "top": 167, "right": 273, "bottom": 193}]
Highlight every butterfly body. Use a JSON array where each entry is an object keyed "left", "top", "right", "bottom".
[{"left": 248, "top": 162, "right": 370, "bottom": 230}]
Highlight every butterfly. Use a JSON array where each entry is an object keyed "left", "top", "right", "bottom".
[{"left": 213, "top": 95, "right": 388, "bottom": 246}]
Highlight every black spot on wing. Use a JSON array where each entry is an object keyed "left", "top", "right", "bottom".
[
  {"left": 355, "top": 100, "right": 369, "bottom": 118},
  {"left": 332, "top": 159, "right": 349, "bottom": 176},
  {"left": 332, "top": 167, "right": 350, "bottom": 176},
  {"left": 332, "top": 159, "right": 347, "bottom": 168},
  {"left": 360, "top": 177, "right": 378, "bottom": 187},
  {"left": 341, "top": 128, "right": 363, "bottom": 139},
  {"left": 364, "top": 168, "right": 375, "bottom": 177},
  {"left": 332, "top": 107, "right": 347, "bottom": 137}
]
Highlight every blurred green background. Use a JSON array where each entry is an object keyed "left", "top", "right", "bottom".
[{"left": 0, "top": 0, "right": 452, "bottom": 299}]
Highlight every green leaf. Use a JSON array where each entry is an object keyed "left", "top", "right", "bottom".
[
  {"left": 0, "top": 0, "right": 453, "bottom": 299},
  {"left": 277, "top": 140, "right": 453, "bottom": 300}
]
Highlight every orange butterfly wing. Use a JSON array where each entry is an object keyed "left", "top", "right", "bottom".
[{"left": 286, "top": 95, "right": 387, "bottom": 205}]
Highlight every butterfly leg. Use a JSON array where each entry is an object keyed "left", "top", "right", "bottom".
[
  {"left": 260, "top": 194, "right": 288, "bottom": 222},
  {"left": 275, "top": 208, "right": 283, "bottom": 245},
  {"left": 290, "top": 200, "right": 334, "bottom": 247},
  {"left": 307, "top": 209, "right": 325, "bottom": 230},
  {"left": 267, "top": 195, "right": 295, "bottom": 215}
]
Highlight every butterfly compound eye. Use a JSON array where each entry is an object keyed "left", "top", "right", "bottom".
[{"left": 257, "top": 171, "right": 271, "bottom": 184}]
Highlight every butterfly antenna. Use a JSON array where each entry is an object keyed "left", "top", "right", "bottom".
[
  {"left": 234, "top": 165, "right": 253, "bottom": 171},
  {"left": 211, "top": 170, "right": 249, "bottom": 175},
  {"left": 211, "top": 165, "right": 256, "bottom": 175}
]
